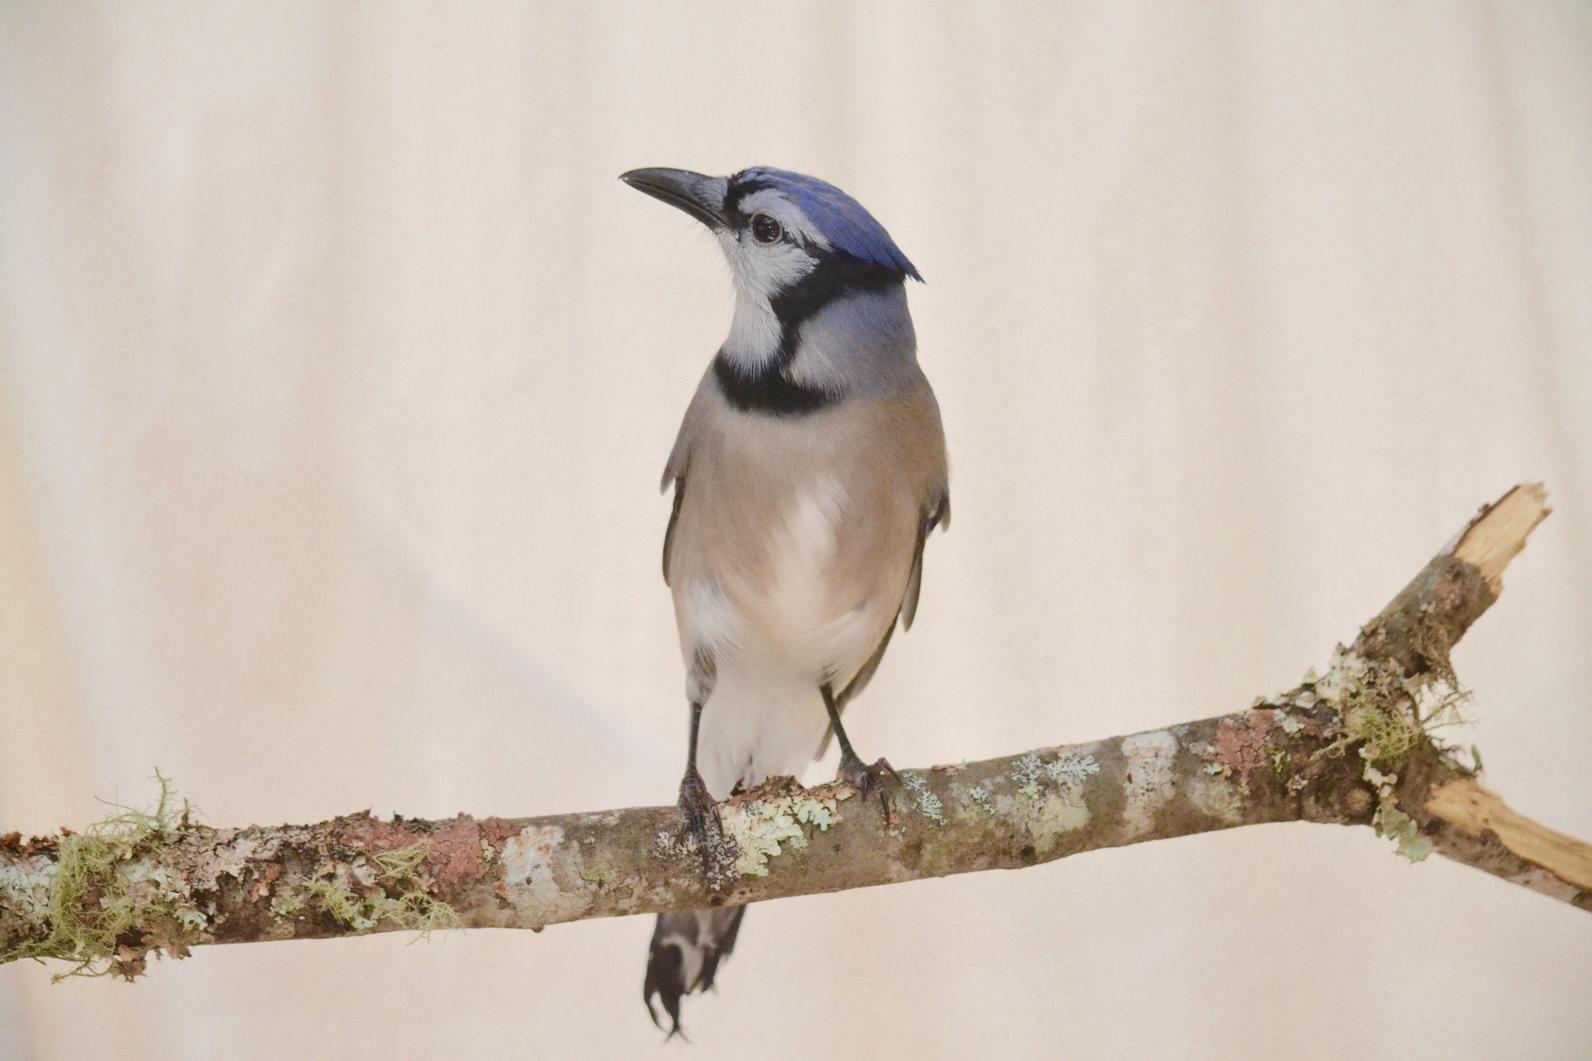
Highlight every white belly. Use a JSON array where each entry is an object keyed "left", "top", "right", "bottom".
[
  {"left": 678, "top": 478, "right": 890, "bottom": 797},
  {"left": 693, "top": 665, "right": 830, "bottom": 797}
]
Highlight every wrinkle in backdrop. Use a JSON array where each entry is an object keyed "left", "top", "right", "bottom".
[{"left": 2, "top": 3, "right": 1590, "bottom": 1059}]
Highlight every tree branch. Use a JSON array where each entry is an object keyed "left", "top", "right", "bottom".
[{"left": 2, "top": 483, "right": 1585, "bottom": 980}]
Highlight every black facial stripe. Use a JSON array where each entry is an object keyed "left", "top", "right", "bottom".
[
  {"left": 722, "top": 175, "right": 772, "bottom": 222},
  {"left": 712, "top": 356, "right": 834, "bottom": 416},
  {"left": 769, "top": 252, "right": 900, "bottom": 336}
]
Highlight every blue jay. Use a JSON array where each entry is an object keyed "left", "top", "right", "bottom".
[{"left": 620, "top": 166, "right": 949, "bottom": 1034}]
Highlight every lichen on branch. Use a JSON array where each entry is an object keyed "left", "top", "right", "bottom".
[{"left": 1, "top": 483, "right": 1585, "bottom": 979}]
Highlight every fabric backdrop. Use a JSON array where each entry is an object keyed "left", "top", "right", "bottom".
[{"left": 2, "top": 2, "right": 1589, "bottom": 1058}]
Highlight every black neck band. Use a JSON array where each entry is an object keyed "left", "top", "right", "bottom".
[{"left": 712, "top": 255, "right": 902, "bottom": 416}]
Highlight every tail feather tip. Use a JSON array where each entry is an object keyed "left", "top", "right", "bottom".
[{"left": 642, "top": 908, "right": 747, "bottom": 1038}]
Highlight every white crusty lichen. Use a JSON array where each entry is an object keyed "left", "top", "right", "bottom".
[
  {"left": 1187, "top": 771, "right": 1245, "bottom": 825},
  {"left": 902, "top": 773, "right": 947, "bottom": 826},
  {"left": 1010, "top": 750, "right": 1099, "bottom": 796},
  {"left": 501, "top": 824, "right": 589, "bottom": 926},
  {"left": 1010, "top": 754, "right": 1045, "bottom": 798},
  {"left": 1309, "top": 646, "right": 1371, "bottom": 707},
  {"left": 1275, "top": 711, "right": 1305, "bottom": 736},
  {"left": 1047, "top": 752, "right": 1100, "bottom": 786},
  {"left": 999, "top": 750, "right": 1100, "bottom": 853},
  {"left": 718, "top": 789, "right": 845, "bottom": 877},
  {"left": 1120, "top": 730, "right": 1178, "bottom": 837},
  {"left": 0, "top": 856, "right": 58, "bottom": 923}
]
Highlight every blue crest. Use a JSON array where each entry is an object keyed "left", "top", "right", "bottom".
[{"left": 734, "top": 167, "right": 922, "bottom": 282}]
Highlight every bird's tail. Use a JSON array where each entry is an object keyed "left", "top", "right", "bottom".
[{"left": 643, "top": 906, "right": 747, "bottom": 1037}]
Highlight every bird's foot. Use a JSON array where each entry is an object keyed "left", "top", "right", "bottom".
[
  {"left": 677, "top": 768, "right": 737, "bottom": 891},
  {"left": 837, "top": 750, "right": 899, "bottom": 823}
]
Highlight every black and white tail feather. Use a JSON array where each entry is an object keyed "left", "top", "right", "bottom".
[{"left": 643, "top": 907, "right": 748, "bottom": 1038}]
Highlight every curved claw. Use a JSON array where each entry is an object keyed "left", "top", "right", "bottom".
[
  {"left": 838, "top": 752, "right": 898, "bottom": 823},
  {"left": 677, "top": 768, "right": 737, "bottom": 890}
]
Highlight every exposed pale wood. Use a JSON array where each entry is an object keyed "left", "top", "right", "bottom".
[
  {"left": 1427, "top": 778, "right": 1592, "bottom": 891},
  {"left": 1452, "top": 482, "right": 1551, "bottom": 592}
]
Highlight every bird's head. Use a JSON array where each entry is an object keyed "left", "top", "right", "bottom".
[{"left": 621, "top": 166, "right": 920, "bottom": 365}]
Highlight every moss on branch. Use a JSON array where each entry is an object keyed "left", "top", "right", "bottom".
[{"left": 2, "top": 483, "right": 1585, "bottom": 978}]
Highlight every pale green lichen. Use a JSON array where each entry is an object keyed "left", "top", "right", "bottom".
[
  {"left": 268, "top": 892, "right": 305, "bottom": 918},
  {"left": 301, "top": 840, "right": 457, "bottom": 935},
  {"left": 1373, "top": 804, "right": 1433, "bottom": 863},
  {"left": 793, "top": 799, "right": 838, "bottom": 830},
  {"left": 0, "top": 772, "right": 209, "bottom": 979},
  {"left": 578, "top": 862, "right": 615, "bottom": 887},
  {"left": 965, "top": 785, "right": 995, "bottom": 815},
  {"left": 718, "top": 790, "right": 844, "bottom": 877},
  {"left": 1026, "top": 790, "right": 1090, "bottom": 853},
  {"left": 1269, "top": 747, "right": 1289, "bottom": 780}
]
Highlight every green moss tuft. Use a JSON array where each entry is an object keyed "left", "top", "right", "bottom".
[
  {"left": 1342, "top": 697, "right": 1420, "bottom": 763},
  {"left": 1, "top": 772, "right": 208, "bottom": 980},
  {"left": 1312, "top": 649, "right": 1472, "bottom": 863}
]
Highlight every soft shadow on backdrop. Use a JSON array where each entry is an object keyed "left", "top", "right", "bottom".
[{"left": 2, "top": 3, "right": 1589, "bottom": 1058}]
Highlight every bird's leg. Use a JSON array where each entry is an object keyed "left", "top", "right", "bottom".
[
  {"left": 822, "top": 683, "right": 898, "bottom": 821},
  {"left": 678, "top": 699, "right": 736, "bottom": 890}
]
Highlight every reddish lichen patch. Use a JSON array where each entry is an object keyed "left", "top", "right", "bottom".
[
  {"left": 420, "top": 817, "right": 493, "bottom": 888},
  {"left": 331, "top": 812, "right": 416, "bottom": 853},
  {"left": 1214, "top": 712, "right": 1276, "bottom": 784},
  {"left": 477, "top": 817, "right": 525, "bottom": 848},
  {"left": 0, "top": 833, "right": 56, "bottom": 857},
  {"left": 248, "top": 862, "right": 282, "bottom": 901},
  {"left": 723, "top": 775, "right": 806, "bottom": 807}
]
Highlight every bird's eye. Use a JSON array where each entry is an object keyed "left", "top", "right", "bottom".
[{"left": 750, "top": 213, "right": 783, "bottom": 244}]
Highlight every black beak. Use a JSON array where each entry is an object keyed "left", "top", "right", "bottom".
[{"left": 619, "top": 167, "right": 729, "bottom": 231}]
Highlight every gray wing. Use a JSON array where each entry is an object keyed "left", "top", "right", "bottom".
[
  {"left": 660, "top": 373, "right": 712, "bottom": 587},
  {"left": 838, "top": 491, "right": 949, "bottom": 703},
  {"left": 662, "top": 475, "right": 685, "bottom": 585},
  {"left": 898, "top": 493, "right": 950, "bottom": 632}
]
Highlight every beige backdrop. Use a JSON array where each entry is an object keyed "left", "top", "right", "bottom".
[{"left": 2, "top": 2, "right": 1589, "bottom": 1058}]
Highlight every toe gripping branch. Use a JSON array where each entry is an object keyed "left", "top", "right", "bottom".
[{"left": 823, "top": 683, "right": 899, "bottom": 823}]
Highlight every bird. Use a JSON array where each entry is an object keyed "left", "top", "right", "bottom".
[{"left": 619, "top": 165, "right": 949, "bottom": 1035}]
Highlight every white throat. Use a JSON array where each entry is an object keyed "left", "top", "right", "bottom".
[
  {"left": 723, "top": 293, "right": 782, "bottom": 370},
  {"left": 715, "top": 224, "right": 819, "bottom": 372}
]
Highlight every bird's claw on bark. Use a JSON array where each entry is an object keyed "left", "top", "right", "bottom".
[
  {"left": 677, "top": 768, "right": 737, "bottom": 890},
  {"left": 837, "top": 752, "right": 899, "bottom": 823}
]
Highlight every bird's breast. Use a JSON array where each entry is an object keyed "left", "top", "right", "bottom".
[{"left": 668, "top": 404, "right": 915, "bottom": 683}]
